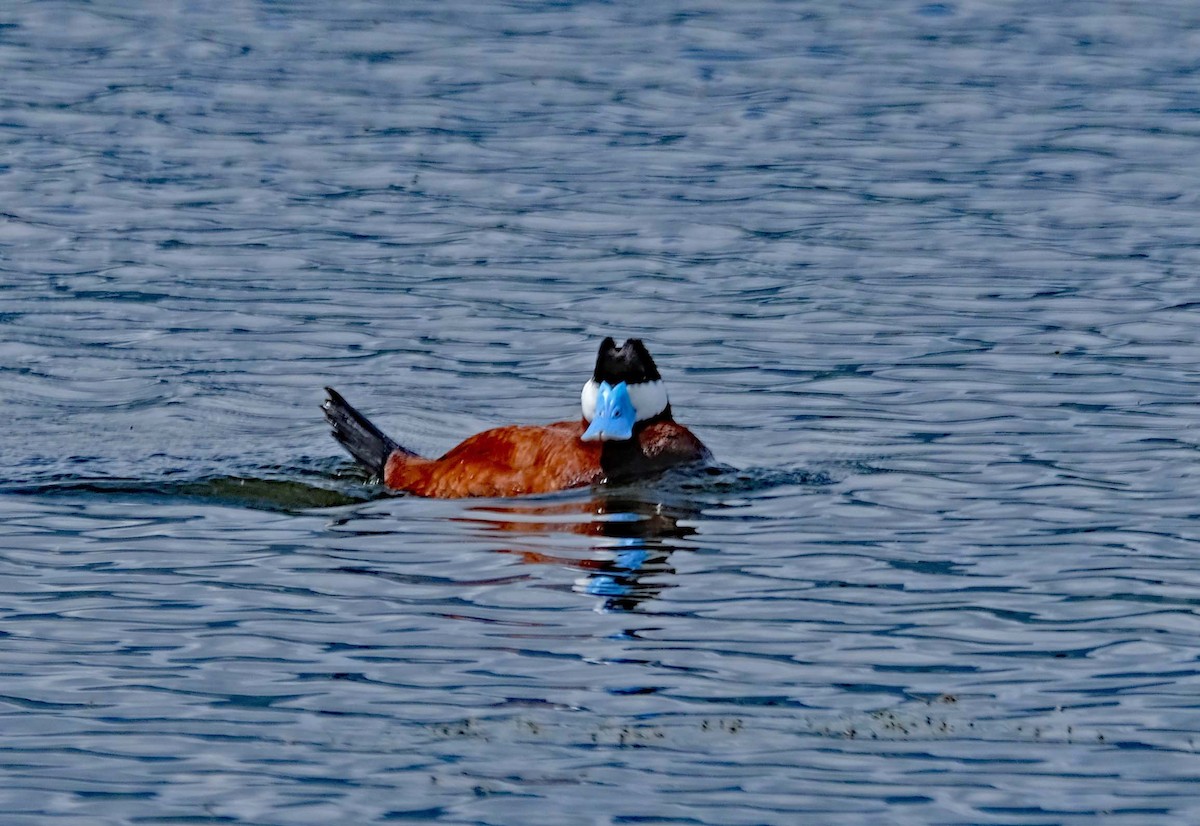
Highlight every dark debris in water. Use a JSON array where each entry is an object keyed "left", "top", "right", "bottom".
[{"left": 419, "top": 699, "right": 1162, "bottom": 752}]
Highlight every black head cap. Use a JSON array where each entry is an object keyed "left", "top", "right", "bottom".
[{"left": 592, "top": 337, "right": 663, "bottom": 385}]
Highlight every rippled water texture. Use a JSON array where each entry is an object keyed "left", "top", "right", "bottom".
[{"left": 3, "top": 1, "right": 1200, "bottom": 824}]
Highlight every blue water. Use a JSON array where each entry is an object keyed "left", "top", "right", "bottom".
[{"left": 4, "top": 1, "right": 1200, "bottom": 823}]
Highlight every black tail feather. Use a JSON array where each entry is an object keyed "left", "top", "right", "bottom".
[{"left": 322, "top": 387, "right": 414, "bottom": 479}]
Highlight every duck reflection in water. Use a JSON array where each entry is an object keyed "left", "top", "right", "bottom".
[{"left": 460, "top": 491, "right": 700, "bottom": 613}]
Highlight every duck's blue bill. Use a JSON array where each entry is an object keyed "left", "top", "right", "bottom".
[{"left": 582, "top": 381, "right": 635, "bottom": 441}]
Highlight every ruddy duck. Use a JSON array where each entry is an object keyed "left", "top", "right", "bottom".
[{"left": 323, "top": 337, "right": 710, "bottom": 498}]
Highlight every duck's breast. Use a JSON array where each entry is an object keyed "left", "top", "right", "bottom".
[{"left": 637, "top": 421, "right": 711, "bottom": 466}]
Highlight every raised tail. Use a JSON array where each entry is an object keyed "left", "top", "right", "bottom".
[{"left": 322, "top": 387, "right": 415, "bottom": 480}]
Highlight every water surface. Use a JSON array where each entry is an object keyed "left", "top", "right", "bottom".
[{"left": 3, "top": 1, "right": 1200, "bottom": 824}]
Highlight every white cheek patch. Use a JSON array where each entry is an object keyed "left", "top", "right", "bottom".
[
  {"left": 627, "top": 380, "right": 668, "bottom": 421},
  {"left": 581, "top": 379, "right": 599, "bottom": 422}
]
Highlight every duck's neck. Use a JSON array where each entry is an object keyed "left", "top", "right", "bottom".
[{"left": 598, "top": 407, "right": 673, "bottom": 482}]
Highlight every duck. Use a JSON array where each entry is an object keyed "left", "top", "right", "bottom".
[{"left": 322, "top": 337, "right": 711, "bottom": 498}]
